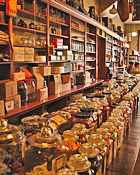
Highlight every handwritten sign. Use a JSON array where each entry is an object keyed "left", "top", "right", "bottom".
[{"left": 6, "top": 0, "right": 17, "bottom": 17}]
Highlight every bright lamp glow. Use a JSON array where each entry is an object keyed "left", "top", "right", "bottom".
[{"left": 132, "top": 32, "right": 137, "bottom": 37}]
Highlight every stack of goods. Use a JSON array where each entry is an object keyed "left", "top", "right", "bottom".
[
  {"left": 0, "top": 31, "right": 9, "bottom": 45},
  {"left": 2, "top": 73, "right": 140, "bottom": 175}
]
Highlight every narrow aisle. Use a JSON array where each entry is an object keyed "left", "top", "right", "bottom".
[{"left": 107, "top": 115, "right": 140, "bottom": 175}]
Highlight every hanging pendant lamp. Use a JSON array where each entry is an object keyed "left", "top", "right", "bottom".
[{"left": 109, "top": 4, "right": 118, "bottom": 15}]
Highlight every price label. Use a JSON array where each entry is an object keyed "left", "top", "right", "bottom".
[{"left": 6, "top": 0, "right": 17, "bottom": 17}]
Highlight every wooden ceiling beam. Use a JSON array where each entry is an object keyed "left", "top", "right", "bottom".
[{"left": 99, "top": 0, "right": 117, "bottom": 14}]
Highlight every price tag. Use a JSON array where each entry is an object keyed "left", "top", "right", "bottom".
[{"left": 6, "top": 0, "right": 17, "bottom": 17}]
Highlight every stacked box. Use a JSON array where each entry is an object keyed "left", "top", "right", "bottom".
[{"left": 0, "top": 81, "right": 17, "bottom": 100}]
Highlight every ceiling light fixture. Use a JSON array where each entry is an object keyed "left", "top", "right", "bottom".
[
  {"left": 109, "top": 4, "right": 117, "bottom": 15},
  {"left": 132, "top": 32, "right": 138, "bottom": 37}
]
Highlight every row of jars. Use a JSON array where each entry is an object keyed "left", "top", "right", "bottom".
[{"left": 0, "top": 75, "right": 139, "bottom": 175}]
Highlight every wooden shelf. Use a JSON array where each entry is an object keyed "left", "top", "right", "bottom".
[
  {"left": 6, "top": 100, "right": 43, "bottom": 118},
  {"left": 72, "top": 70, "right": 84, "bottom": 73},
  {"left": 86, "top": 59, "right": 96, "bottom": 62},
  {"left": 71, "top": 49, "right": 84, "bottom": 53},
  {"left": 18, "top": 9, "right": 46, "bottom": 22},
  {"left": 86, "top": 32, "right": 96, "bottom": 36},
  {"left": 71, "top": 38, "right": 85, "bottom": 42},
  {"left": 50, "top": 33, "right": 69, "bottom": 38},
  {"left": 86, "top": 51, "right": 96, "bottom": 54},
  {"left": 0, "top": 62, "right": 11, "bottom": 65},
  {"left": 0, "top": 41, "right": 9, "bottom": 45},
  {"left": 61, "top": 71, "right": 71, "bottom": 74},
  {"left": 0, "top": 80, "right": 10, "bottom": 84},
  {"left": 0, "top": 0, "right": 127, "bottom": 119},
  {"left": 13, "top": 61, "right": 47, "bottom": 64},
  {"left": 13, "top": 25, "right": 46, "bottom": 34},
  {"left": 86, "top": 67, "right": 96, "bottom": 71},
  {"left": 49, "top": 0, "right": 124, "bottom": 41},
  {"left": 49, "top": 60, "right": 70, "bottom": 63},
  {"left": 5, "top": 80, "right": 103, "bottom": 118},
  {"left": 71, "top": 60, "right": 84, "bottom": 62},
  {"left": 50, "top": 20, "right": 69, "bottom": 27},
  {"left": 71, "top": 28, "right": 85, "bottom": 33},
  {"left": 54, "top": 48, "right": 68, "bottom": 50},
  {"left": 13, "top": 45, "right": 46, "bottom": 49},
  {"left": 86, "top": 41, "right": 96, "bottom": 45}
]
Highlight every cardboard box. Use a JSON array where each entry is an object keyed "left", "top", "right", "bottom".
[
  {"left": 54, "top": 74, "right": 62, "bottom": 95},
  {"left": 13, "top": 47, "right": 24, "bottom": 61},
  {"left": 0, "top": 100, "right": 5, "bottom": 117},
  {"left": 34, "top": 73, "right": 44, "bottom": 90},
  {"left": 35, "top": 56, "right": 46, "bottom": 63},
  {"left": 48, "top": 79, "right": 55, "bottom": 96},
  {"left": 24, "top": 48, "right": 34, "bottom": 62},
  {"left": 47, "top": 75, "right": 62, "bottom": 96},
  {"left": 62, "top": 82, "right": 71, "bottom": 92},
  {"left": 5, "top": 99, "right": 14, "bottom": 113},
  {"left": 40, "top": 66, "right": 51, "bottom": 76},
  {"left": 14, "top": 95, "right": 21, "bottom": 109},
  {"left": 51, "top": 67, "right": 64, "bottom": 74},
  {"left": 39, "top": 87, "right": 48, "bottom": 102},
  {"left": 13, "top": 72, "right": 25, "bottom": 81},
  {"left": 32, "top": 67, "right": 44, "bottom": 90},
  {"left": 0, "top": 81, "right": 17, "bottom": 100}
]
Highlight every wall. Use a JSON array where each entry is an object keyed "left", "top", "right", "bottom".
[
  {"left": 125, "top": 24, "right": 140, "bottom": 54},
  {"left": 112, "top": 15, "right": 124, "bottom": 31},
  {"left": 83, "top": 0, "right": 99, "bottom": 15}
]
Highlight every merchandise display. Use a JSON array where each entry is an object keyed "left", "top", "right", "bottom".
[
  {"left": 0, "top": 0, "right": 140, "bottom": 174},
  {"left": 0, "top": 72, "right": 139, "bottom": 174}
]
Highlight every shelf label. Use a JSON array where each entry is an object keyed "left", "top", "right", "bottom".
[{"left": 6, "top": 0, "right": 17, "bottom": 17}]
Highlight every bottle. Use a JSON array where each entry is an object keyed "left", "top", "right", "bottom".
[
  {"left": 27, "top": 79, "right": 37, "bottom": 103},
  {"left": 17, "top": 80, "right": 28, "bottom": 105}
]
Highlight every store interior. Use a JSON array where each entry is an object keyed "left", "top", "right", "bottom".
[{"left": 0, "top": 0, "right": 140, "bottom": 174}]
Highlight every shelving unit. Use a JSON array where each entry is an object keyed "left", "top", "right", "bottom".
[
  {"left": 70, "top": 17, "right": 85, "bottom": 86},
  {"left": 12, "top": 0, "right": 47, "bottom": 69},
  {"left": 0, "top": 1, "right": 11, "bottom": 82},
  {"left": 85, "top": 23, "right": 97, "bottom": 83},
  {"left": 0, "top": 0, "right": 129, "bottom": 118},
  {"left": 5, "top": 80, "right": 103, "bottom": 118},
  {"left": 13, "top": 25, "right": 46, "bottom": 34}
]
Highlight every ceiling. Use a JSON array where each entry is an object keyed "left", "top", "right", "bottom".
[{"left": 100, "top": 1, "right": 140, "bottom": 24}]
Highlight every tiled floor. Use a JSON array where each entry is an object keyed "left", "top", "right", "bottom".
[{"left": 107, "top": 109, "right": 140, "bottom": 175}]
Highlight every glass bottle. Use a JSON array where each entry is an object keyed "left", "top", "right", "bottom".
[{"left": 17, "top": 80, "right": 28, "bottom": 105}]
